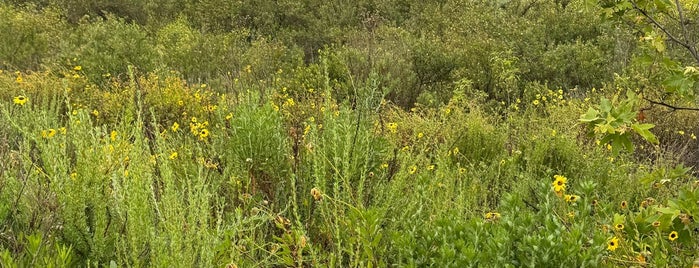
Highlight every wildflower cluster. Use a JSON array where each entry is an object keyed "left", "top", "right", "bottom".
[
  {"left": 532, "top": 89, "right": 565, "bottom": 107},
  {"left": 189, "top": 117, "right": 210, "bottom": 141}
]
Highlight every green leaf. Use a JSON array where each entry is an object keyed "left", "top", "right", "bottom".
[
  {"left": 599, "top": 98, "right": 612, "bottom": 113},
  {"left": 663, "top": 72, "right": 695, "bottom": 96},
  {"left": 579, "top": 107, "right": 601, "bottom": 123},
  {"left": 631, "top": 123, "right": 659, "bottom": 144}
]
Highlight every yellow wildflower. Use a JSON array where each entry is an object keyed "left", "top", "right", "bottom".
[
  {"left": 484, "top": 212, "right": 501, "bottom": 220},
  {"left": 13, "top": 95, "right": 28, "bottom": 106},
  {"left": 387, "top": 122, "right": 398, "bottom": 133},
  {"left": 614, "top": 223, "right": 624, "bottom": 231},
  {"left": 668, "top": 231, "right": 678, "bottom": 241},
  {"left": 607, "top": 237, "right": 619, "bottom": 251},
  {"left": 199, "top": 129, "right": 210, "bottom": 140}
]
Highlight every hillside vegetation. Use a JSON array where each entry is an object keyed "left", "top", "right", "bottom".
[{"left": 1, "top": 0, "right": 698, "bottom": 267}]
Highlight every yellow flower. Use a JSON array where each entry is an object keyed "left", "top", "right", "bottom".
[
  {"left": 13, "top": 95, "right": 28, "bottom": 106},
  {"left": 91, "top": 109, "right": 99, "bottom": 117},
  {"left": 408, "top": 165, "right": 417, "bottom": 174},
  {"left": 73, "top": 65, "right": 82, "bottom": 71},
  {"left": 484, "top": 212, "right": 501, "bottom": 220},
  {"left": 678, "top": 130, "right": 685, "bottom": 135},
  {"left": 532, "top": 100, "right": 540, "bottom": 106},
  {"left": 199, "top": 129, "right": 210, "bottom": 140},
  {"left": 169, "top": 151, "right": 178, "bottom": 160},
  {"left": 607, "top": 237, "right": 619, "bottom": 251},
  {"left": 458, "top": 167, "right": 466, "bottom": 174},
  {"left": 614, "top": 223, "right": 624, "bottom": 231},
  {"left": 444, "top": 108, "right": 451, "bottom": 115},
  {"left": 620, "top": 201, "right": 628, "bottom": 210},
  {"left": 380, "top": 163, "right": 389, "bottom": 169},
  {"left": 453, "top": 147, "right": 460, "bottom": 155},
  {"left": 417, "top": 132, "right": 424, "bottom": 139},
  {"left": 387, "top": 122, "right": 398, "bottom": 133},
  {"left": 553, "top": 175, "right": 567, "bottom": 185},
  {"left": 555, "top": 186, "right": 565, "bottom": 194},
  {"left": 171, "top": 122, "right": 180, "bottom": 132},
  {"left": 564, "top": 194, "right": 579, "bottom": 203},
  {"left": 427, "top": 165, "right": 435, "bottom": 171},
  {"left": 668, "top": 231, "right": 678, "bottom": 241},
  {"left": 110, "top": 130, "right": 118, "bottom": 141},
  {"left": 42, "top": 129, "right": 57, "bottom": 139},
  {"left": 226, "top": 113, "right": 233, "bottom": 120}
]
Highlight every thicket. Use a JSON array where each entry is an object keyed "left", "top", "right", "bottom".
[{"left": 1, "top": 0, "right": 698, "bottom": 267}]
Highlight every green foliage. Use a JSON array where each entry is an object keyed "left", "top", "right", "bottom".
[
  {"left": 0, "top": 4, "right": 64, "bottom": 70},
  {"left": 580, "top": 91, "right": 658, "bottom": 154},
  {"left": 2, "top": 0, "right": 699, "bottom": 266}
]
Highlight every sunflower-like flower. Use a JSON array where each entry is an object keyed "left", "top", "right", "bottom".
[
  {"left": 484, "top": 212, "right": 501, "bottom": 220},
  {"left": 13, "top": 95, "right": 28, "bottom": 106},
  {"left": 408, "top": 165, "right": 417, "bottom": 174},
  {"left": 668, "top": 231, "right": 678, "bottom": 241},
  {"left": 199, "top": 129, "right": 209, "bottom": 140},
  {"left": 564, "top": 194, "right": 580, "bottom": 203},
  {"left": 614, "top": 223, "right": 624, "bottom": 231},
  {"left": 620, "top": 201, "right": 628, "bottom": 210},
  {"left": 607, "top": 237, "right": 619, "bottom": 251}
]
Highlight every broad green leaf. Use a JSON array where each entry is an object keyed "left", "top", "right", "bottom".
[
  {"left": 579, "top": 107, "right": 601, "bottom": 122},
  {"left": 655, "top": 206, "right": 680, "bottom": 216},
  {"left": 631, "top": 123, "right": 659, "bottom": 144},
  {"left": 663, "top": 72, "right": 694, "bottom": 95}
]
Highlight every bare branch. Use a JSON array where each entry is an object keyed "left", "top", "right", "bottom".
[
  {"left": 674, "top": 0, "right": 699, "bottom": 64},
  {"left": 643, "top": 97, "right": 699, "bottom": 112}
]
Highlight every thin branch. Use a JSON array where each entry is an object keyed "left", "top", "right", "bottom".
[
  {"left": 630, "top": 0, "right": 699, "bottom": 64},
  {"left": 674, "top": 0, "right": 699, "bottom": 64},
  {"left": 643, "top": 97, "right": 699, "bottom": 111}
]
